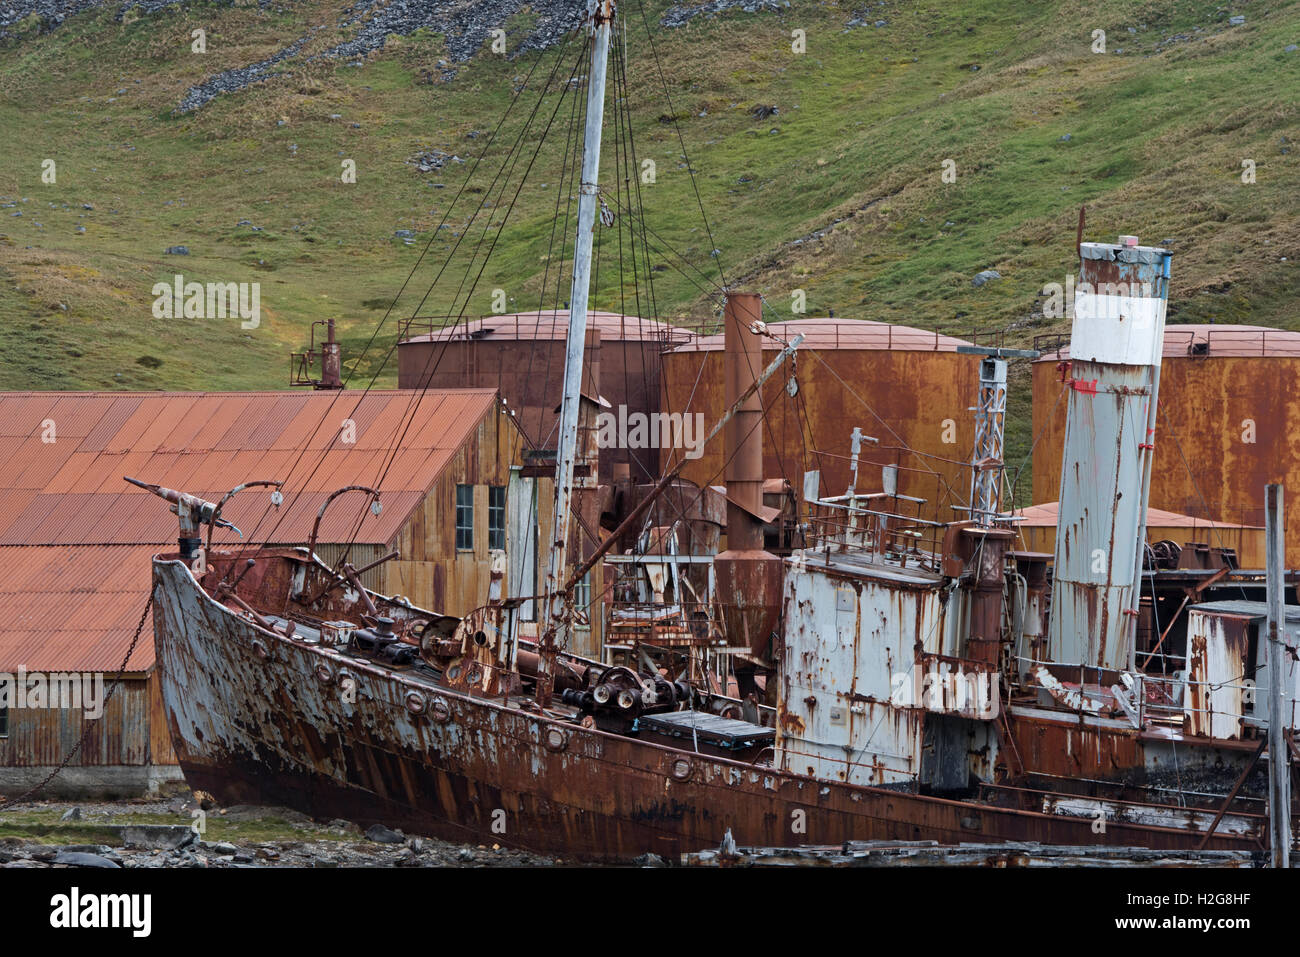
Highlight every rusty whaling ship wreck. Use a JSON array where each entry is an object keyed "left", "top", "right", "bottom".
[{"left": 137, "top": 0, "right": 1298, "bottom": 862}]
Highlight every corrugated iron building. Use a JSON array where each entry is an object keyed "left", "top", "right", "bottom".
[
  {"left": 0, "top": 388, "right": 537, "bottom": 796},
  {"left": 1033, "top": 324, "right": 1300, "bottom": 564},
  {"left": 1011, "top": 502, "right": 1264, "bottom": 567},
  {"left": 661, "top": 317, "right": 981, "bottom": 513}
]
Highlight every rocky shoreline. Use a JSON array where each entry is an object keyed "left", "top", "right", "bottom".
[{"left": 0, "top": 798, "right": 592, "bottom": 868}]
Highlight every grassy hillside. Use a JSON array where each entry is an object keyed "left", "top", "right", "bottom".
[{"left": 0, "top": 0, "right": 1295, "bottom": 476}]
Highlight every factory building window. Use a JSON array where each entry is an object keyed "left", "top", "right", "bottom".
[
  {"left": 0, "top": 705, "right": 7, "bottom": 738},
  {"left": 488, "top": 486, "right": 506, "bottom": 551},
  {"left": 455, "top": 484, "right": 475, "bottom": 551}
]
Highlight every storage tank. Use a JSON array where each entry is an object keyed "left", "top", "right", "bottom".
[
  {"left": 1032, "top": 323, "right": 1300, "bottom": 564},
  {"left": 660, "top": 317, "right": 982, "bottom": 513},
  {"left": 398, "top": 310, "right": 693, "bottom": 482}
]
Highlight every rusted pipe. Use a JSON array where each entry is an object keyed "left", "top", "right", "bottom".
[
  {"left": 342, "top": 563, "right": 379, "bottom": 617},
  {"left": 207, "top": 480, "right": 283, "bottom": 552},
  {"left": 303, "top": 550, "right": 400, "bottom": 605},
  {"left": 308, "top": 485, "right": 381, "bottom": 557},
  {"left": 723, "top": 292, "right": 765, "bottom": 552}
]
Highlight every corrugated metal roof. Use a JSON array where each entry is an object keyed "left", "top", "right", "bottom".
[
  {"left": 1187, "top": 600, "right": 1300, "bottom": 623},
  {"left": 403, "top": 310, "right": 695, "bottom": 344},
  {"left": 669, "top": 317, "right": 974, "bottom": 353},
  {"left": 1014, "top": 501, "right": 1260, "bottom": 530},
  {"left": 0, "top": 545, "right": 157, "bottom": 672},
  {"left": 0, "top": 389, "right": 500, "bottom": 546},
  {"left": 1038, "top": 324, "right": 1300, "bottom": 361}
]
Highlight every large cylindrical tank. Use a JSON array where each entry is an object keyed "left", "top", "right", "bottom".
[
  {"left": 661, "top": 317, "right": 982, "bottom": 513},
  {"left": 398, "top": 311, "right": 693, "bottom": 483},
  {"left": 1033, "top": 323, "right": 1300, "bottom": 564}
]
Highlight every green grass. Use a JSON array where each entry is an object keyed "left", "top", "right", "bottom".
[
  {"left": 0, "top": 0, "right": 1296, "bottom": 479},
  {"left": 0, "top": 807, "right": 347, "bottom": 845}
]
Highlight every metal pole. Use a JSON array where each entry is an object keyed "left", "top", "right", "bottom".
[
  {"left": 538, "top": 0, "right": 616, "bottom": 704},
  {"left": 1266, "top": 483, "right": 1291, "bottom": 867}
]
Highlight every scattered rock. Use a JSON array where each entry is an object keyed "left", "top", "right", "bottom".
[
  {"left": 971, "top": 269, "right": 1002, "bottom": 287},
  {"left": 60, "top": 807, "right": 82, "bottom": 821},
  {"left": 52, "top": 851, "right": 119, "bottom": 869},
  {"left": 661, "top": 0, "right": 787, "bottom": 29},
  {"left": 164, "top": 245, "right": 189, "bottom": 255},
  {"left": 365, "top": 824, "right": 405, "bottom": 844},
  {"left": 1228, "top": 15, "right": 1245, "bottom": 27},
  {"left": 119, "top": 824, "right": 195, "bottom": 850}
]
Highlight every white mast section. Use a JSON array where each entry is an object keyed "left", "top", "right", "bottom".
[{"left": 539, "top": 0, "right": 616, "bottom": 701}]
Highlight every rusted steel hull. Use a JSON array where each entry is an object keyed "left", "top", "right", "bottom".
[{"left": 151, "top": 558, "right": 1264, "bottom": 861}]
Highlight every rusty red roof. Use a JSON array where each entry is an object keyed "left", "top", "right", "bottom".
[
  {"left": 0, "top": 389, "right": 502, "bottom": 547},
  {"left": 402, "top": 310, "right": 695, "bottom": 344},
  {"left": 1015, "top": 502, "right": 1260, "bottom": 530},
  {"left": 1037, "top": 324, "right": 1300, "bottom": 361},
  {"left": 0, "top": 545, "right": 157, "bottom": 672},
  {"left": 669, "top": 317, "right": 974, "bottom": 353}
]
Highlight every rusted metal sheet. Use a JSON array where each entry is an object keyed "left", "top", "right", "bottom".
[
  {"left": 661, "top": 317, "right": 980, "bottom": 512},
  {"left": 1184, "top": 610, "right": 1252, "bottom": 739},
  {"left": 777, "top": 556, "right": 949, "bottom": 787},
  {"left": 0, "top": 545, "right": 157, "bottom": 672},
  {"left": 0, "top": 390, "right": 500, "bottom": 546},
  {"left": 0, "top": 677, "right": 152, "bottom": 767},
  {"left": 1034, "top": 326, "right": 1300, "bottom": 565}
]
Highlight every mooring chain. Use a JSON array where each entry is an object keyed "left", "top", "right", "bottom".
[{"left": 0, "top": 594, "right": 153, "bottom": 813}]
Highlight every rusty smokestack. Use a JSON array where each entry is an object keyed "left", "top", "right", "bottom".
[
  {"left": 320, "top": 318, "right": 343, "bottom": 390},
  {"left": 713, "top": 292, "right": 783, "bottom": 675},
  {"left": 1047, "top": 236, "right": 1172, "bottom": 673},
  {"left": 723, "top": 292, "right": 765, "bottom": 550}
]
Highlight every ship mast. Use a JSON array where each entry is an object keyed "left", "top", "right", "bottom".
[{"left": 538, "top": 0, "right": 616, "bottom": 705}]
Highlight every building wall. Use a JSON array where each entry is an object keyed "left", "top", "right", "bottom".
[
  {"left": 0, "top": 670, "right": 183, "bottom": 795},
  {"left": 378, "top": 399, "right": 607, "bottom": 658},
  {"left": 384, "top": 400, "right": 519, "bottom": 615}
]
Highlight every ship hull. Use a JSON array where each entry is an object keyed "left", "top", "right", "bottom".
[{"left": 151, "top": 558, "right": 1264, "bottom": 861}]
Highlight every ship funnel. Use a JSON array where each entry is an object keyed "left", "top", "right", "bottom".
[
  {"left": 1047, "top": 237, "right": 1172, "bottom": 673},
  {"left": 712, "top": 292, "right": 783, "bottom": 674}
]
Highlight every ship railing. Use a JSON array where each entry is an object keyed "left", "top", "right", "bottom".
[
  {"left": 1036, "top": 327, "right": 1300, "bottom": 359},
  {"left": 804, "top": 497, "right": 949, "bottom": 573}
]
